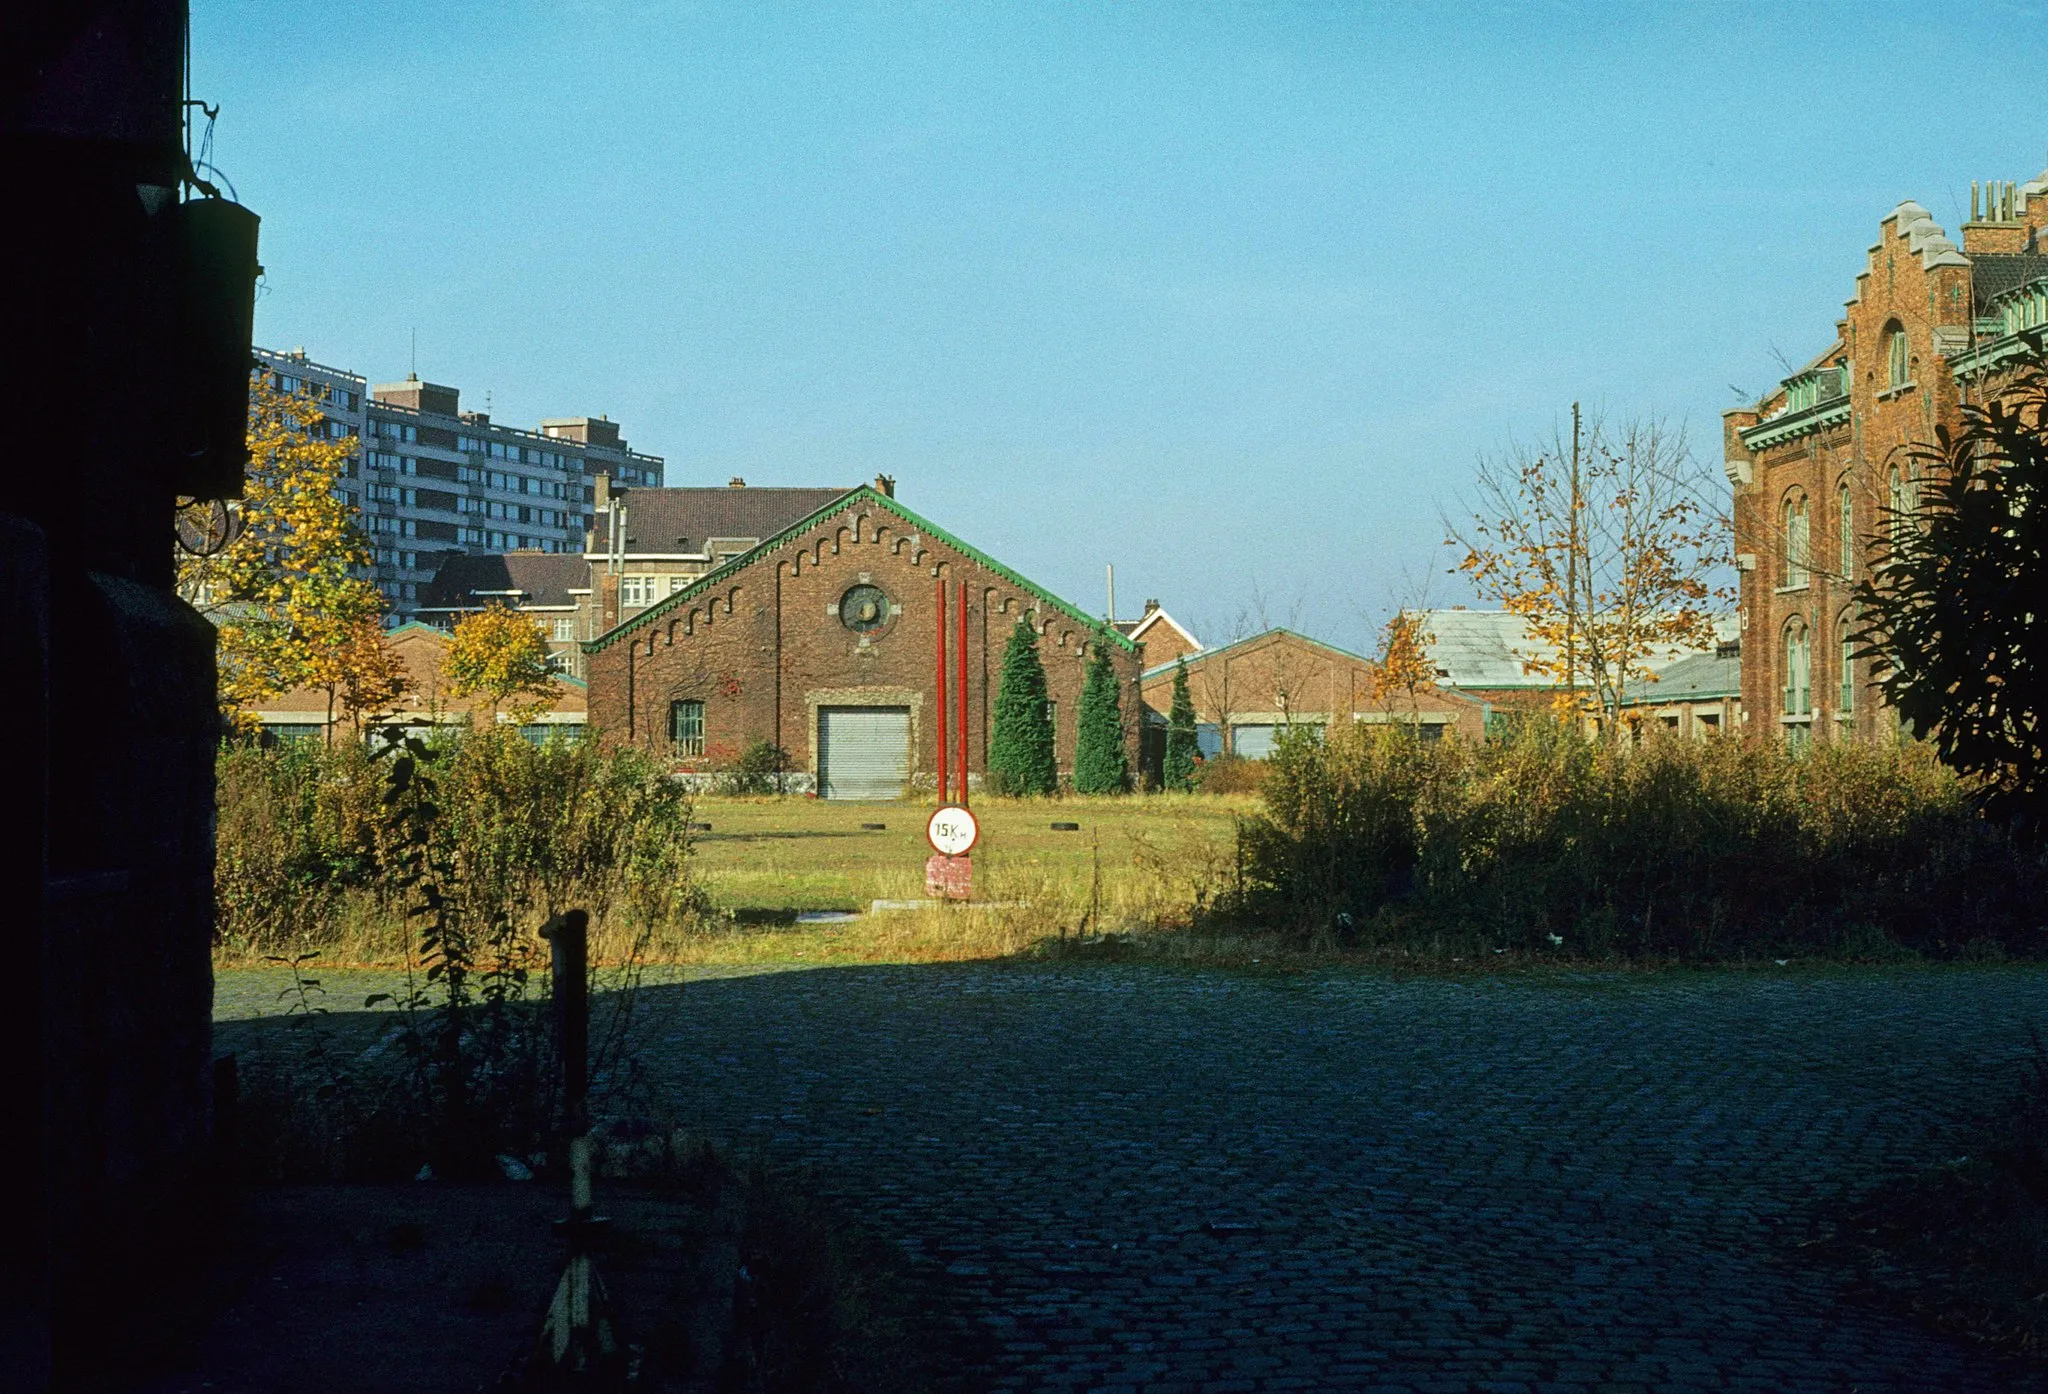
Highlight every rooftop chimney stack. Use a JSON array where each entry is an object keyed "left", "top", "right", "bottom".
[
  {"left": 728, "top": 476, "right": 746, "bottom": 488},
  {"left": 875, "top": 474, "right": 896, "bottom": 498}
]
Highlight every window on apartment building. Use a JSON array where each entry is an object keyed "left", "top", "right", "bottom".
[
  {"left": 1782, "top": 620, "right": 1811, "bottom": 719},
  {"left": 1886, "top": 324, "right": 1910, "bottom": 387},
  {"left": 553, "top": 617, "right": 576, "bottom": 642},
  {"left": 669, "top": 699, "right": 705, "bottom": 755},
  {"left": 620, "top": 575, "right": 659, "bottom": 606},
  {"left": 1780, "top": 492, "right": 1809, "bottom": 588}
]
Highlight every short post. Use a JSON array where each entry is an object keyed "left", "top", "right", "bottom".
[{"left": 528, "top": 910, "right": 626, "bottom": 1390}]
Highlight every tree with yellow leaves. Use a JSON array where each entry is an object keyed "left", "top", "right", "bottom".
[
  {"left": 445, "top": 606, "right": 558, "bottom": 722},
  {"left": 1447, "top": 405, "right": 1726, "bottom": 733},
  {"left": 1370, "top": 610, "right": 1437, "bottom": 726},
  {"left": 177, "top": 374, "right": 387, "bottom": 729},
  {"left": 315, "top": 615, "right": 411, "bottom": 738}
]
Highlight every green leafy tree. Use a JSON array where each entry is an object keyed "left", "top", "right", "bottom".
[
  {"left": 989, "top": 616, "right": 1058, "bottom": 796},
  {"left": 1164, "top": 657, "right": 1200, "bottom": 791},
  {"left": 1073, "top": 647, "right": 1128, "bottom": 794},
  {"left": 1855, "top": 370, "right": 2047, "bottom": 829}
]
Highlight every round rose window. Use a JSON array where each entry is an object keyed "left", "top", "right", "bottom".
[{"left": 839, "top": 584, "right": 892, "bottom": 635}]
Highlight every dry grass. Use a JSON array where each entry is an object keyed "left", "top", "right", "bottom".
[
  {"left": 219, "top": 793, "right": 1256, "bottom": 969},
  {"left": 665, "top": 793, "right": 1252, "bottom": 966}
]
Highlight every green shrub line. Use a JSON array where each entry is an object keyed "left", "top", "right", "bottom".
[
  {"left": 215, "top": 726, "right": 707, "bottom": 957},
  {"left": 1227, "top": 720, "right": 2048, "bottom": 960}
]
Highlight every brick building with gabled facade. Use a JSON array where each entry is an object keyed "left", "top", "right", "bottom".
[
  {"left": 1142, "top": 628, "right": 1490, "bottom": 758},
  {"left": 1723, "top": 170, "right": 2048, "bottom": 746},
  {"left": 582, "top": 485, "right": 1143, "bottom": 798}
]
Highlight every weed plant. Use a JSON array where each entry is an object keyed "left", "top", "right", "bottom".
[
  {"left": 1236, "top": 720, "right": 2048, "bottom": 959},
  {"left": 215, "top": 725, "right": 707, "bottom": 960}
]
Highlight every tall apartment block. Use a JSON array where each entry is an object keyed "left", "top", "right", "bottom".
[{"left": 252, "top": 346, "right": 664, "bottom": 615}]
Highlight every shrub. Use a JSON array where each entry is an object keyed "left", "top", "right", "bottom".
[
  {"left": 1234, "top": 719, "right": 2048, "bottom": 959},
  {"left": 1071, "top": 649, "right": 1128, "bottom": 794},
  {"left": 214, "top": 724, "right": 706, "bottom": 956},
  {"left": 988, "top": 618, "right": 1056, "bottom": 797},
  {"left": 1192, "top": 755, "right": 1265, "bottom": 795},
  {"left": 1163, "top": 659, "right": 1199, "bottom": 792},
  {"left": 720, "top": 738, "right": 792, "bottom": 796}
]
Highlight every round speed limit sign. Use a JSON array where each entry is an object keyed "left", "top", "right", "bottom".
[{"left": 926, "top": 805, "right": 980, "bottom": 857}]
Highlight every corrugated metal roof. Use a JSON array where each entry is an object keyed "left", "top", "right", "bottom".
[{"left": 1415, "top": 610, "right": 1736, "bottom": 689}]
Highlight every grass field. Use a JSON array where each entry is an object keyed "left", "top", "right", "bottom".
[{"left": 666, "top": 792, "right": 1255, "bottom": 965}]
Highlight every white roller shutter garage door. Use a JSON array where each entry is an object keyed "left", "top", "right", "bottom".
[{"left": 817, "top": 706, "right": 912, "bottom": 801}]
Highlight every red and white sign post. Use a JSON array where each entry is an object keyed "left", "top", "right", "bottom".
[
  {"left": 929, "top": 578, "right": 976, "bottom": 900},
  {"left": 925, "top": 805, "right": 978, "bottom": 900}
]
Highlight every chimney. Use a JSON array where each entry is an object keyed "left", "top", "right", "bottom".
[
  {"left": 592, "top": 473, "right": 610, "bottom": 510},
  {"left": 1143, "top": 598, "right": 1160, "bottom": 616},
  {"left": 728, "top": 476, "right": 746, "bottom": 488},
  {"left": 874, "top": 474, "right": 896, "bottom": 498}
]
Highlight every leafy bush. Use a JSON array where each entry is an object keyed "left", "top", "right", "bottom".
[
  {"left": 215, "top": 724, "right": 706, "bottom": 956},
  {"left": 1235, "top": 719, "right": 2048, "bottom": 958},
  {"left": 1192, "top": 754, "right": 1265, "bottom": 795},
  {"left": 719, "top": 738, "right": 792, "bottom": 796}
]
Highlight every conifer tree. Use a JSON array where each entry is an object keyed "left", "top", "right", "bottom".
[
  {"left": 989, "top": 616, "right": 1057, "bottom": 796},
  {"left": 1072, "top": 647, "right": 1128, "bottom": 794},
  {"left": 1163, "top": 656, "right": 1199, "bottom": 791}
]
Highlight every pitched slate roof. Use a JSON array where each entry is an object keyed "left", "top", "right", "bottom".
[
  {"left": 1634, "top": 648, "right": 1740, "bottom": 703},
  {"left": 419, "top": 552, "right": 590, "bottom": 610},
  {"left": 583, "top": 485, "right": 1138, "bottom": 655},
  {"left": 1972, "top": 253, "right": 2048, "bottom": 313},
  {"left": 590, "top": 486, "right": 855, "bottom": 553}
]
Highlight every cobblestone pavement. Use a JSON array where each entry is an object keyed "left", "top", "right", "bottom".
[{"left": 219, "top": 964, "right": 2048, "bottom": 1391}]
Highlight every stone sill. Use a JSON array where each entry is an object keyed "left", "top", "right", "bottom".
[
  {"left": 1876, "top": 381, "right": 1918, "bottom": 401},
  {"left": 1773, "top": 583, "right": 1810, "bottom": 595}
]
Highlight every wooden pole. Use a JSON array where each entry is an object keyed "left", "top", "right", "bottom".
[
  {"left": 935, "top": 578, "right": 949, "bottom": 805},
  {"left": 956, "top": 580, "right": 970, "bottom": 806}
]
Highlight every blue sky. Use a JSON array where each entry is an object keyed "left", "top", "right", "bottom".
[{"left": 195, "top": 1, "right": 2048, "bottom": 650}]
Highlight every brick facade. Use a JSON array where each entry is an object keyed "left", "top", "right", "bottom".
[
  {"left": 1724, "top": 173, "right": 2048, "bottom": 744},
  {"left": 1142, "top": 628, "right": 1490, "bottom": 753},
  {"left": 584, "top": 487, "right": 1143, "bottom": 790}
]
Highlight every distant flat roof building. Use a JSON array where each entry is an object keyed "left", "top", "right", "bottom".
[{"left": 253, "top": 346, "right": 664, "bottom": 619}]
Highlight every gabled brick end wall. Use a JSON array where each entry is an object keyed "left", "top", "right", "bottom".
[{"left": 586, "top": 501, "right": 1141, "bottom": 786}]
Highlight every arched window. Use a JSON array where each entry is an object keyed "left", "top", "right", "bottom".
[
  {"left": 1838, "top": 611, "right": 1856, "bottom": 716},
  {"left": 1837, "top": 481, "right": 1855, "bottom": 579},
  {"left": 1888, "top": 465, "right": 1906, "bottom": 540},
  {"left": 1783, "top": 620, "right": 1811, "bottom": 718},
  {"left": 1886, "top": 324, "right": 1910, "bottom": 387},
  {"left": 1781, "top": 492, "right": 1809, "bottom": 587}
]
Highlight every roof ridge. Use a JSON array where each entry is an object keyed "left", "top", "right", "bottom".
[{"left": 583, "top": 487, "right": 1136, "bottom": 655}]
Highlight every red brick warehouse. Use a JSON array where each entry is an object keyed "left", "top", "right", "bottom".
[{"left": 582, "top": 484, "right": 1144, "bottom": 798}]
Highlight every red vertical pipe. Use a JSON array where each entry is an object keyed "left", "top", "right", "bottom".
[
  {"left": 956, "top": 580, "right": 970, "bottom": 806},
  {"left": 934, "top": 577, "right": 949, "bottom": 805}
]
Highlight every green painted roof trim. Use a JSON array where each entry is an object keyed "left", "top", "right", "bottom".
[{"left": 582, "top": 485, "right": 1137, "bottom": 656}]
